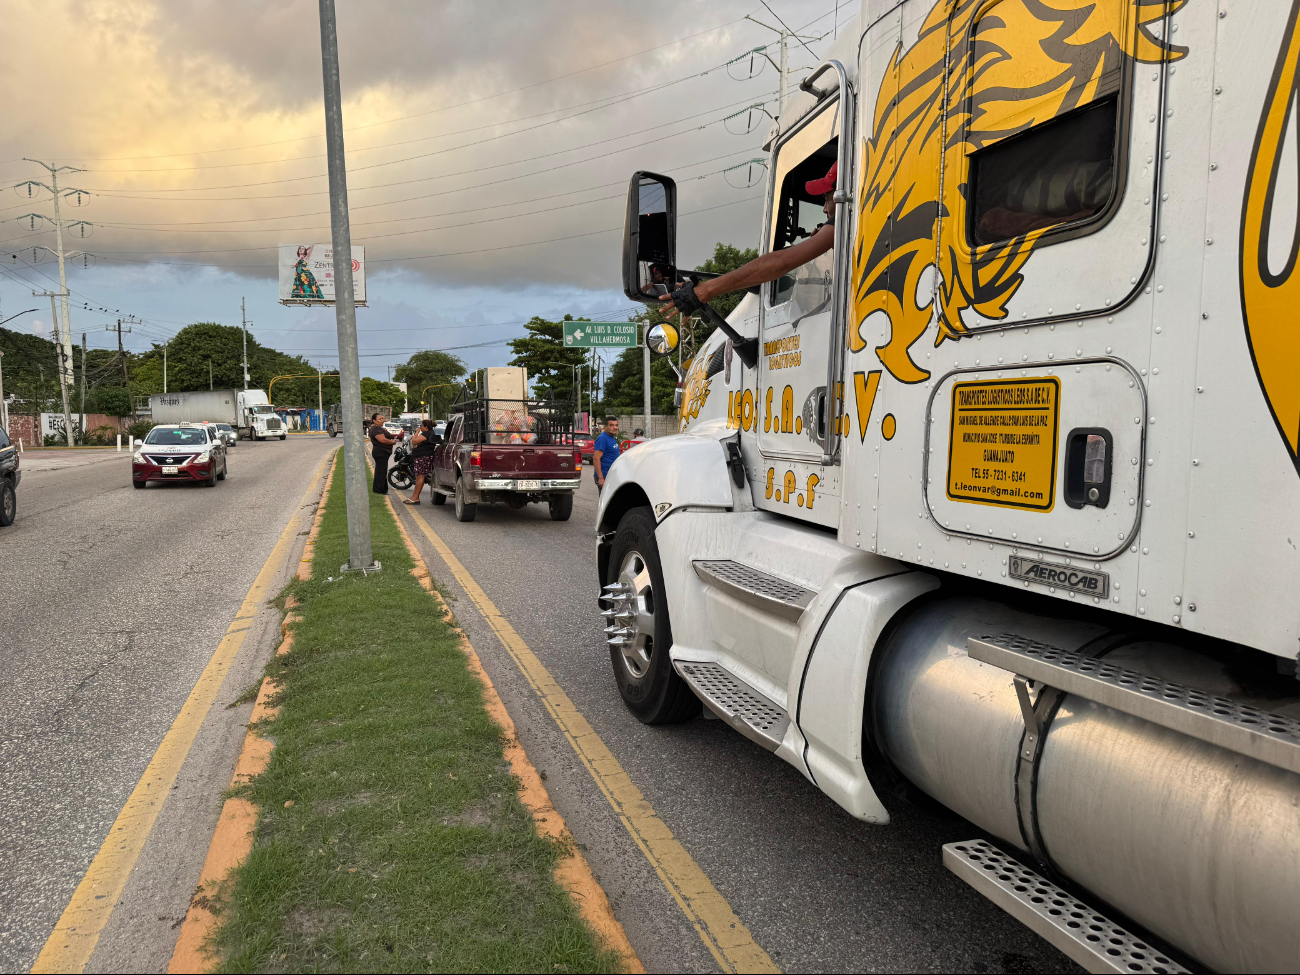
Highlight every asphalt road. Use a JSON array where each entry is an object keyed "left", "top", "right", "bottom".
[
  {"left": 394, "top": 471, "right": 1077, "bottom": 974},
  {"left": 0, "top": 437, "right": 336, "bottom": 972}
]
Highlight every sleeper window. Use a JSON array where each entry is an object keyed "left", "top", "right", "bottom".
[{"left": 969, "top": 97, "right": 1119, "bottom": 246}]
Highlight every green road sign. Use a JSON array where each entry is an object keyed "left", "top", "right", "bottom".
[{"left": 562, "top": 322, "right": 638, "bottom": 348}]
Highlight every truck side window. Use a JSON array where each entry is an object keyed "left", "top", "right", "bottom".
[
  {"left": 768, "top": 100, "right": 839, "bottom": 307},
  {"left": 969, "top": 97, "right": 1119, "bottom": 246}
]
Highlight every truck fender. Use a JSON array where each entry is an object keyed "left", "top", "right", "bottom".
[
  {"left": 595, "top": 434, "right": 734, "bottom": 537},
  {"left": 795, "top": 571, "right": 939, "bottom": 823}
]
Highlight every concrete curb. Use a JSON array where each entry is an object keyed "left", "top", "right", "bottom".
[
  {"left": 384, "top": 495, "right": 646, "bottom": 974},
  {"left": 165, "top": 451, "right": 336, "bottom": 973}
]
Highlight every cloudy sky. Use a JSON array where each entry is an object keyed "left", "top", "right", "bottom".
[{"left": 0, "top": 0, "right": 855, "bottom": 379}]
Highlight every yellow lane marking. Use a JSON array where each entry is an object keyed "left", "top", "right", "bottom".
[
  {"left": 406, "top": 507, "right": 779, "bottom": 974},
  {"left": 30, "top": 451, "right": 332, "bottom": 975}
]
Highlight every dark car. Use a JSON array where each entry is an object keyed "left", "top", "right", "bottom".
[
  {"left": 0, "top": 425, "right": 19, "bottom": 526},
  {"left": 132, "top": 423, "right": 228, "bottom": 488}
]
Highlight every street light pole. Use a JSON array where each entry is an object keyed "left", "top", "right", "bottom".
[
  {"left": 0, "top": 308, "right": 38, "bottom": 435},
  {"left": 318, "top": 0, "right": 374, "bottom": 572},
  {"left": 240, "top": 297, "right": 249, "bottom": 389}
]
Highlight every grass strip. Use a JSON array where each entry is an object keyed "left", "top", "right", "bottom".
[{"left": 211, "top": 449, "right": 620, "bottom": 973}]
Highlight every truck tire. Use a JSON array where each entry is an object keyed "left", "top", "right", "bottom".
[
  {"left": 280, "top": 434, "right": 286, "bottom": 441},
  {"left": 0, "top": 478, "right": 16, "bottom": 525},
  {"left": 548, "top": 492, "right": 573, "bottom": 521},
  {"left": 605, "top": 506, "right": 700, "bottom": 724},
  {"left": 329, "top": 427, "right": 338, "bottom": 438},
  {"left": 431, "top": 490, "right": 446, "bottom": 506},
  {"left": 454, "top": 476, "right": 477, "bottom": 522}
]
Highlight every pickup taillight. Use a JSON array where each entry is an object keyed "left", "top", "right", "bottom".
[
  {"left": 574, "top": 449, "right": 582, "bottom": 467},
  {"left": 470, "top": 450, "right": 481, "bottom": 467}
]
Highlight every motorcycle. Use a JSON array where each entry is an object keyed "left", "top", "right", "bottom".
[{"left": 387, "top": 440, "right": 415, "bottom": 490}]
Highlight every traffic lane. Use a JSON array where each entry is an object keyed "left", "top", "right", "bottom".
[
  {"left": 402, "top": 472, "right": 1076, "bottom": 973},
  {"left": 0, "top": 436, "right": 335, "bottom": 971}
]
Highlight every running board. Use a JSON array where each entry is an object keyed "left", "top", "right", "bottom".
[
  {"left": 692, "top": 559, "right": 817, "bottom": 622},
  {"left": 967, "top": 633, "right": 1300, "bottom": 775},
  {"left": 944, "top": 840, "right": 1189, "bottom": 974},
  {"left": 675, "top": 660, "right": 790, "bottom": 752}
]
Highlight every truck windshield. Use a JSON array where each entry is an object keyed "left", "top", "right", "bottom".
[
  {"left": 251, "top": 404, "right": 274, "bottom": 413},
  {"left": 145, "top": 428, "right": 209, "bottom": 445}
]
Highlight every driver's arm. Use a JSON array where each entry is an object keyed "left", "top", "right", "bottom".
[{"left": 661, "top": 223, "right": 835, "bottom": 316}]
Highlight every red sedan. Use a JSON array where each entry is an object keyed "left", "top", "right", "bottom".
[{"left": 132, "top": 423, "right": 228, "bottom": 488}]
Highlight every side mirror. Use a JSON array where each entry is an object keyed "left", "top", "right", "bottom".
[
  {"left": 133, "top": 438, "right": 143, "bottom": 448},
  {"left": 646, "top": 322, "right": 679, "bottom": 357},
  {"left": 623, "top": 171, "right": 677, "bottom": 303}
]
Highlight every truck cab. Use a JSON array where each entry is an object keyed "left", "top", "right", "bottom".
[
  {"left": 432, "top": 367, "right": 582, "bottom": 522},
  {"left": 237, "top": 390, "right": 283, "bottom": 441},
  {"left": 597, "top": 3, "right": 1300, "bottom": 971}
]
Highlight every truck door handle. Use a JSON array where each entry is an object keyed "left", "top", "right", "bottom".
[{"left": 1063, "top": 428, "right": 1112, "bottom": 508}]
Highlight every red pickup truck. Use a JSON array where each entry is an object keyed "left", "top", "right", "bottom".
[{"left": 432, "top": 398, "right": 582, "bottom": 522}]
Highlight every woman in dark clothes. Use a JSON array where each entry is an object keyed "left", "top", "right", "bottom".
[
  {"left": 368, "top": 414, "right": 397, "bottom": 494},
  {"left": 403, "top": 418, "right": 439, "bottom": 505}
]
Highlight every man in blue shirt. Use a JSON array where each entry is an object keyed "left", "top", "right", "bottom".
[{"left": 592, "top": 416, "right": 621, "bottom": 491}]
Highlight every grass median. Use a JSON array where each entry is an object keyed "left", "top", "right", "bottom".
[{"left": 210, "top": 449, "right": 619, "bottom": 973}]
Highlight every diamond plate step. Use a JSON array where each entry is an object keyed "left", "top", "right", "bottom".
[
  {"left": 967, "top": 633, "right": 1300, "bottom": 775},
  {"left": 675, "top": 660, "right": 790, "bottom": 752},
  {"left": 944, "top": 840, "right": 1189, "bottom": 974},
  {"left": 692, "top": 559, "right": 817, "bottom": 622}
]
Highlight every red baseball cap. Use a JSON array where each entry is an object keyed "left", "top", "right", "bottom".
[{"left": 805, "top": 161, "right": 837, "bottom": 196}]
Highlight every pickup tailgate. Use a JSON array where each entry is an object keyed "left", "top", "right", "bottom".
[{"left": 479, "top": 445, "right": 576, "bottom": 477}]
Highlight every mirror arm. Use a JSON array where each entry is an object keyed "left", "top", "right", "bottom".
[{"left": 698, "top": 303, "right": 758, "bottom": 370}]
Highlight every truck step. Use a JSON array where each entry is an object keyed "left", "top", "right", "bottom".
[
  {"left": 675, "top": 660, "right": 790, "bottom": 752},
  {"left": 692, "top": 559, "right": 817, "bottom": 622},
  {"left": 967, "top": 634, "right": 1300, "bottom": 774},
  {"left": 943, "top": 840, "right": 1188, "bottom": 974}
]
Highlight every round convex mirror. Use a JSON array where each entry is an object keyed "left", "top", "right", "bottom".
[{"left": 646, "top": 323, "right": 679, "bottom": 356}]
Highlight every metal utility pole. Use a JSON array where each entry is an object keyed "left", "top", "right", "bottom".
[
  {"left": 35, "top": 290, "right": 75, "bottom": 445},
  {"left": 19, "top": 162, "right": 88, "bottom": 398},
  {"left": 81, "top": 332, "right": 87, "bottom": 431},
  {"left": 317, "top": 364, "right": 323, "bottom": 420},
  {"left": 642, "top": 324, "right": 652, "bottom": 436},
  {"left": 240, "top": 297, "right": 249, "bottom": 389},
  {"left": 163, "top": 341, "right": 168, "bottom": 393},
  {"left": 318, "top": 0, "right": 373, "bottom": 572},
  {"left": 744, "top": 14, "right": 820, "bottom": 127}
]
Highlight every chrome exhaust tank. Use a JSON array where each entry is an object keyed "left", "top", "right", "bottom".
[{"left": 872, "top": 597, "right": 1300, "bottom": 973}]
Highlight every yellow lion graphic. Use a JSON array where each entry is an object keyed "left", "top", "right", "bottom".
[{"left": 851, "top": 0, "right": 1187, "bottom": 383}]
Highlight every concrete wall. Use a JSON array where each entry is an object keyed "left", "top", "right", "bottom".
[{"left": 615, "top": 415, "right": 677, "bottom": 439}]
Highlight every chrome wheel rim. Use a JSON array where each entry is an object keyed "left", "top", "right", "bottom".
[
  {"left": 2, "top": 486, "right": 13, "bottom": 520},
  {"left": 606, "top": 550, "right": 655, "bottom": 678}
]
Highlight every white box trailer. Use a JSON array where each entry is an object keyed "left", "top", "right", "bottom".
[
  {"left": 599, "top": 3, "right": 1300, "bottom": 971},
  {"left": 150, "top": 389, "right": 284, "bottom": 440}
]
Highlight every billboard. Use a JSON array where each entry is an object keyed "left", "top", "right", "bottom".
[{"left": 278, "top": 244, "right": 366, "bottom": 305}]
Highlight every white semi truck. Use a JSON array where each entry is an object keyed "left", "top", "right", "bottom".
[
  {"left": 149, "top": 389, "right": 284, "bottom": 441},
  {"left": 599, "top": 3, "right": 1300, "bottom": 971}
]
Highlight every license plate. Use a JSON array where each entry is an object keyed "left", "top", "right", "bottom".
[
  {"left": 162, "top": 465, "right": 179, "bottom": 474},
  {"left": 1008, "top": 556, "right": 1109, "bottom": 598},
  {"left": 518, "top": 479, "right": 541, "bottom": 491}
]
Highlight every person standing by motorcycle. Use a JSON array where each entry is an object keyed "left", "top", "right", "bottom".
[
  {"left": 369, "top": 413, "right": 397, "bottom": 494},
  {"left": 403, "top": 418, "right": 439, "bottom": 505}
]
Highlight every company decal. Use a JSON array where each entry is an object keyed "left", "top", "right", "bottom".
[
  {"left": 1241, "top": 0, "right": 1300, "bottom": 477},
  {"left": 764, "top": 335, "right": 802, "bottom": 371},
  {"left": 848, "top": 0, "right": 1188, "bottom": 384},
  {"left": 765, "top": 467, "right": 820, "bottom": 509},
  {"left": 853, "top": 371, "right": 882, "bottom": 443},
  {"left": 1009, "top": 556, "right": 1109, "bottom": 598},
  {"left": 677, "top": 353, "right": 712, "bottom": 431},
  {"left": 947, "top": 378, "right": 1060, "bottom": 511}
]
